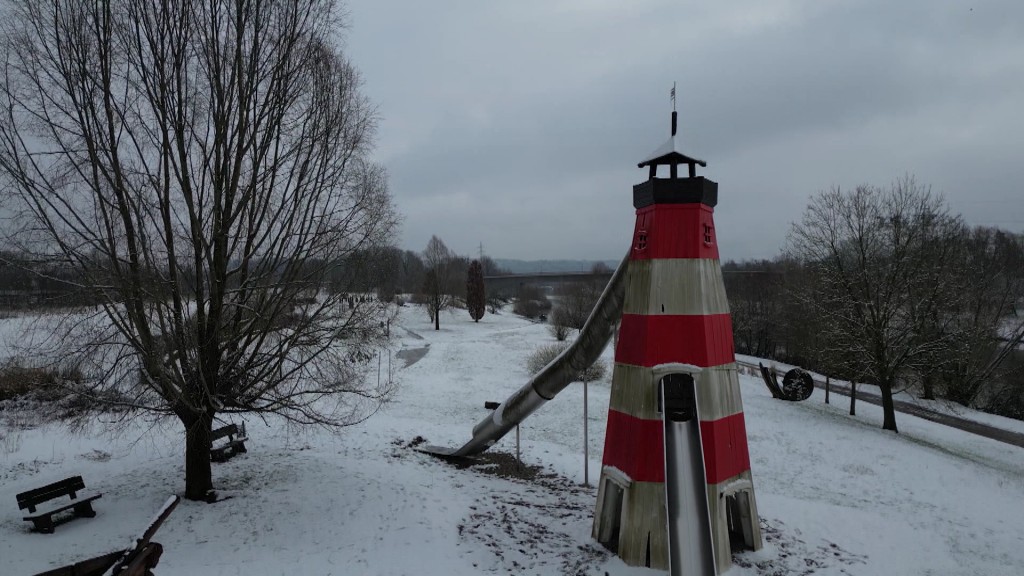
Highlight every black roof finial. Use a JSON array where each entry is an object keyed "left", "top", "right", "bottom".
[
  {"left": 637, "top": 82, "right": 706, "bottom": 178},
  {"left": 670, "top": 82, "right": 677, "bottom": 136}
]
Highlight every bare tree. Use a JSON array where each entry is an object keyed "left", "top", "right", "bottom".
[
  {"left": 922, "top": 226, "right": 1024, "bottom": 405},
  {"left": 551, "top": 280, "right": 603, "bottom": 333},
  {"left": 0, "top": 0, "right": 399, "bottom": 500},
  {"left": 723, "top": 260, "right": 786, "bottom": 359},
  {"left": 479, "top": 255, "right": 504, "bottom": 276},
  {"left": 787, "top": 177, "right": 963, "bottom": 432},
  {"left": 982, "top": 350, "right": 1024, "bottom": 419},
  {"left": 398, "top": 250, "right": 426, "bottom": 295},
  {"left": 421, "top": 235, "right": 456, "bottom": 330},
  {"left": 512, "top": 284, "right": 552, "bottom": 319}
]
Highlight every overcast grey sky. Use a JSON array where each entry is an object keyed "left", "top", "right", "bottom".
[{"left": 345, "top": 0, "right": 1024, "bottom": 262}]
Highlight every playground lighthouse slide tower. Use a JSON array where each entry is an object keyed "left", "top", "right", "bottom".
[{"left": 591, "top": 111, "right": 762, "bottom": 574}]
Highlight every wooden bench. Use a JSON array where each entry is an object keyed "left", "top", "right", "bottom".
[
  {"left": 17, "top": 475, "right": 102, "bottom": 534},
  {"left": 210, "top": 422, "right": 248, "bottom": 462}
]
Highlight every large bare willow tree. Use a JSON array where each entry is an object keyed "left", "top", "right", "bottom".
[{"left": 0, "top": 0, "right": 399, "bottom": 500}]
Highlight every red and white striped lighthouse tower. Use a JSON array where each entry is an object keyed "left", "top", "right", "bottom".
[{"left": 592, "top": 108, "right": 762, "bottom": 574}]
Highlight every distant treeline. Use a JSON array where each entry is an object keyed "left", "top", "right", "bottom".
[
  {"left": 0, "top": 246, "right": 510, "bottom": 311},
  {"left": 6, "top": 218, "right": 1022, "bottom": 425}
]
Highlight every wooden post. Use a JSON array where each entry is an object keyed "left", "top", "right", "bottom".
[
  {"left": 516, "top": 422, "right": 524, "bottom": 467},
  {"left": 515, "top": 424, "right": 521, "bottom": 469},
  {"left": 583, "top": 377, "right": 590, "bottom": 486},
  {"left": 825, "top": 376, "right": 830, "bottom": 404},
  {"left": 849, "top": 381, "right": 857, "bottom": 416}
]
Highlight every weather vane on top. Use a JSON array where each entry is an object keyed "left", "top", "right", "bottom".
[{"left": 670, "top": 82, "right": 678, "bottom": 136}]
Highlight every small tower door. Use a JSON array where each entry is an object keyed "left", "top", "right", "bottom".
[{"left": 595, "top": 477, "right": 625, "bottom": 552}]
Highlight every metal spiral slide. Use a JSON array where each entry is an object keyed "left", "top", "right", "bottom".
[{"left": 420, "top": 251, "right": 629, "bottom": 458}]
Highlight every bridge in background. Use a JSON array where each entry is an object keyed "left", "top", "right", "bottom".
[
  {"left": 484, "top": 267, "right": 763, "bottom": 295},
  {"left": 483, "top": 271, "right": 612, "bottom": 294}
]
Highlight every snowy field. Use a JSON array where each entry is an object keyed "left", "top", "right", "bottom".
[{"left": 2, "top": 304, "right": 1024, "bottom": 575}]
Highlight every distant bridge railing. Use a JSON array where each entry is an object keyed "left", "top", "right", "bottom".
[
  {"left": 484, "top": 267, "right": 766, "bottom": 294},
  {"left": 483, "top": 271, "right": 612, "bottom": 294}
]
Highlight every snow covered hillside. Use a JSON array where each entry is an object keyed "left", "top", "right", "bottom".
[{"left": 2, "top": 305, "right": 1023, "bottom": 575}]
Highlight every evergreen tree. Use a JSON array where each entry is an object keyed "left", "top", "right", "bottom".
[{"left": 466, "top": 260, "right": 486, "bottom": 322}]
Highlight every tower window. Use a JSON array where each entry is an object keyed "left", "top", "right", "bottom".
[
  {"left": 703, "top": 224, "right": 713, "bottom": 245},
  {"left": 636, "top": 232, "right": 648, "bottom": 251},
  {"left": 634, "top": 214, "right": 649, "bottom": 252}
]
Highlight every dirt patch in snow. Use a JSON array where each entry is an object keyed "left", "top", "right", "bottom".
[
  {"left": 392, "top": 437, "right": 608, "bottom": 575},
  {"left": 449, "top": 451, "right": 562, "bottom": 484},
  {"left": 458, "top": 490, "right": 609, "bottom": 576},
  {"left": 735, "top": 518, "right": 869, "bottom": 576},
  {"left": 452, "top": 452, "right": 609, "bottom": 575},
  {"left": 399, "top": 437, "right": 871, "bottom": 576},
  {"left": 400, "top": 436, "right": 566, "bottom": 485}
]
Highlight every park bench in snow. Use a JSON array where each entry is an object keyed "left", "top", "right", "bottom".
[
  {"left": 17, "top": 475, "right": 102, "bottom": 533},
  {"left": 210, "top": 422, "right": 248, "bottom": 462}
]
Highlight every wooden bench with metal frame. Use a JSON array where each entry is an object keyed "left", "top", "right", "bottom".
[
  {"left": 210, "top": 422, "right": 248, "bottom": 462},
  {"left": 17, "top": 475, "right": 102, "bottom": 534}
]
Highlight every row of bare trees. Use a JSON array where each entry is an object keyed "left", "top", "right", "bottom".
[{"left": 727, "top": 177, "right": 1024, "bottom": 431}]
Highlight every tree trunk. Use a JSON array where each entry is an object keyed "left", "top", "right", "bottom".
[
  {"left": 921, "top": 374, "right": 935, "bottom": 400},
  {"left": 183, "top": 412, "right": 215, "bottom": 501},
  {"left": 879, "top": 382, "right": 899, "bottom": 432},
  {"left": 849, "top": 381, "right": 857, "bottom": 416}
]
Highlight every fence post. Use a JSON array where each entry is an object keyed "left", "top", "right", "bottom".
[
  {"left": 849, "top": 381, "right": 857, "bottom": 416},
  {"left": 583, "top": 376, "right": 589, "bottom": 487},
  {"left": 515, "top": 424, "right": 521, "bottom": 469},
  {"left": 825, "top": 376, "right": 830, "bottom": 404}
]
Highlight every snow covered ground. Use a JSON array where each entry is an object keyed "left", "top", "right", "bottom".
[{"left": 2, "top": 305, "right": 1023, "bottom": 575}]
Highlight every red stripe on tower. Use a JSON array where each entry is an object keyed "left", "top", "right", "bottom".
[
  {"left": 616, "top": 313, "right": 735, "bottom": 368},
  {"left": 601, "top": 409, "right": 752, "bottom": 485},
  {"left": 699, "top": 412, "right": 751, "bottom": 484},
  {"left": 630, "top": 203, "right": 720, "bottom": 261},
  {"left": 602, "top": 410, "right": 665, "bottom": 482}
]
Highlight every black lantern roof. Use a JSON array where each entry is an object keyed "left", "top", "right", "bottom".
[
  {"left": 631, "top": 104, "right": 717, "bottom": 209},
  {"left": 637, "top": 111, "right": 705, "bottom": 179}
]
